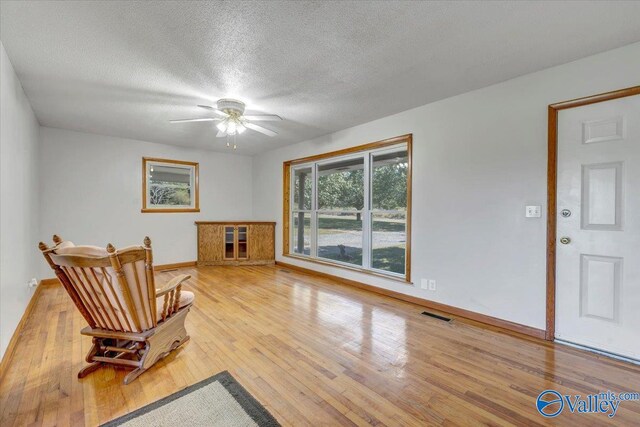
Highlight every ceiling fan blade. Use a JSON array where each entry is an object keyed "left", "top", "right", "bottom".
[
  {"left": 198, "top": 105, "right": 228, "bottom": 118},
  {"left": 216, "top": 130, "right": 226, "bottom": 138},
  {"left": 242, "top": 114, "right": 282, "bottom": 121},
  {"left": 170, "top": 117, "right": 219, "bottom": 123},
  {"left": 245, "top": 122, "right": 278, "bottom": 137}
]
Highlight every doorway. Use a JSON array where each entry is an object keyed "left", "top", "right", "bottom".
[{"left": 547, "top": 86, "right": 640, "bottom": 361}]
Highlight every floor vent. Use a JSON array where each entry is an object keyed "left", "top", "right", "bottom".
[
  {"left": 421, "top": 311, "right": 452, "bottom": 322},
  {"left": 279, "top": 269, "right": 291, "bottom": 273}
]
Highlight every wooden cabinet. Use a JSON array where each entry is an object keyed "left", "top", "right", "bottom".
[
  {"left": 223, "top": 225, "right": 248, "bottom": 261},
  {"left": 196, "top": 221, "right": 275, "bottom": 266}
]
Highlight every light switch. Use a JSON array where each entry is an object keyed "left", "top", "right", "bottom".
[
  {"left": 525, "top": 205, "right": 541, "bottom": 218},
  {"left": 421, "top": 279, "right": 429, "bottom": 290}
]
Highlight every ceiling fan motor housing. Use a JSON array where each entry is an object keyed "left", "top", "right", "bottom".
[{"left": 217, "top": 99, "right": 245, "bottom": 116}]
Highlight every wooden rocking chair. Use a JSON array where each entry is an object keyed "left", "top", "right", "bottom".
[{"left": 38, "top": 235, "right": 194, "bottom": 384}]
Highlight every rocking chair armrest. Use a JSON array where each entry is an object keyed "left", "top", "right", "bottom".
[{"left": 156, "top": 274, "right": 191, "bottom": 297}]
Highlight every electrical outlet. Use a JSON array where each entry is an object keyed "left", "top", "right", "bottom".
[
  {"left": 420, "top": 279, "right": 429, "bottom": 290},
  {"left": 27, "top": 278, "right": 38, "bottom": 289},
  {"left": 428, "top": 280, "right": 436, "bottom": 291},
  {"left": 526, "top": 205, "right": 541, "bottom": 218}
]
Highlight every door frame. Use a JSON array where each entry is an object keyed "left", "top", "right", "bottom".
[{"left": 546, "top": 85, "right": 640, "bottom": 340}]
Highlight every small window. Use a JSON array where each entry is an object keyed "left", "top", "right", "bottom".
[{"left": 142, "top": 157, "right": 199, "bottom": 213}]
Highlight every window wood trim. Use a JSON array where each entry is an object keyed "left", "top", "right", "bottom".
[
  {"left": 282, "top": 134, "right": 412, "bottom": 283},
  {"left": 142, "top": 157, "right": 200, "bottom": 213}
]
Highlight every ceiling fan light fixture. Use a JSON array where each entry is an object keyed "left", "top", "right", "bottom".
[
  {"left": 171, "top": 98, "right": 281, "bottom": 148},
  {"left": 226, "top": 120, "right": 237, "bottom": 135}
]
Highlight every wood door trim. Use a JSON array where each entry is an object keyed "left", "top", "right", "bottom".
[
  {"left": 276, "top": 261, "right": 546, "bottom": 340},
  {"left": 546, "top": 85, "right": 640, "bottom": 341}
]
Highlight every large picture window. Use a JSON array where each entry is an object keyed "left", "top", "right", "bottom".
[{"left": 284, "top": 135, "right": 412, "bottom": 281}]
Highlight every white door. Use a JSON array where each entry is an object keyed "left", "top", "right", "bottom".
[{"left": 556, "top": 94, "right": 640, "bottom": 361}]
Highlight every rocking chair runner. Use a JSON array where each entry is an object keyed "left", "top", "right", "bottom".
[{"left": 38, "top": 235, "right": 195, "bottom": 384}]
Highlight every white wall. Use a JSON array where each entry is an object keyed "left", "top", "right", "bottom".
[
  {"left": 0, "top": 42, "right": 41, "bottom": 358},
  {"left": 39, "top": 127, "right": 253, "bottom": 278},
  {"left": 252, "top": 42, "right": 640, "bottom": 330}
]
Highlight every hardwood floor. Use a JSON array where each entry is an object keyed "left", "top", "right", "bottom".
[{"left": 1, "top": 265, "right": 639, "bottom": 426}]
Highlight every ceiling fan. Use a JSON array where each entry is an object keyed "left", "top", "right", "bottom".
[{"left": 170, "top": 99, "right": 281, "bottom": 138}]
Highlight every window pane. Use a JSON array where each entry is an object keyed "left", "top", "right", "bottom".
[
  {"left": 317, "top": 212, "right": 362, "bottom": 266},
  {"left": 317, "top": 157, "right": 364, "bottom": 211},
  {"left": 371, "top": 213, "right": 406, "bottom": 275},
  {"left": 292, "top": 212, "right": 311, "bottom": 255},
  {"left": 293, "top": 167, "right": 312, "bottom": 210},
  {"left": 372, "top": 150, "right": 408, "bottom": 210},
  {"left": 148, "top": 164, "right": 193, "bottom": 207}
]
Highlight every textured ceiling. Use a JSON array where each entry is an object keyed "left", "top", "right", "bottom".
[{"left": 2, "top": 1, "right": 640, "bottom": 155}]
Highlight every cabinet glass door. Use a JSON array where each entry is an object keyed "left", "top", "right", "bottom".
[
  {"left": 224, "top": 226, "right": 235, "bottom": 259},
  {"left": 237, "top": 226, "right": 248, "bottom": 259}
]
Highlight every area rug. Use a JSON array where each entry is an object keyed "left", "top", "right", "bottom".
[{"left": 102, "top": 371, "right": 280, "bottom": 427}]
